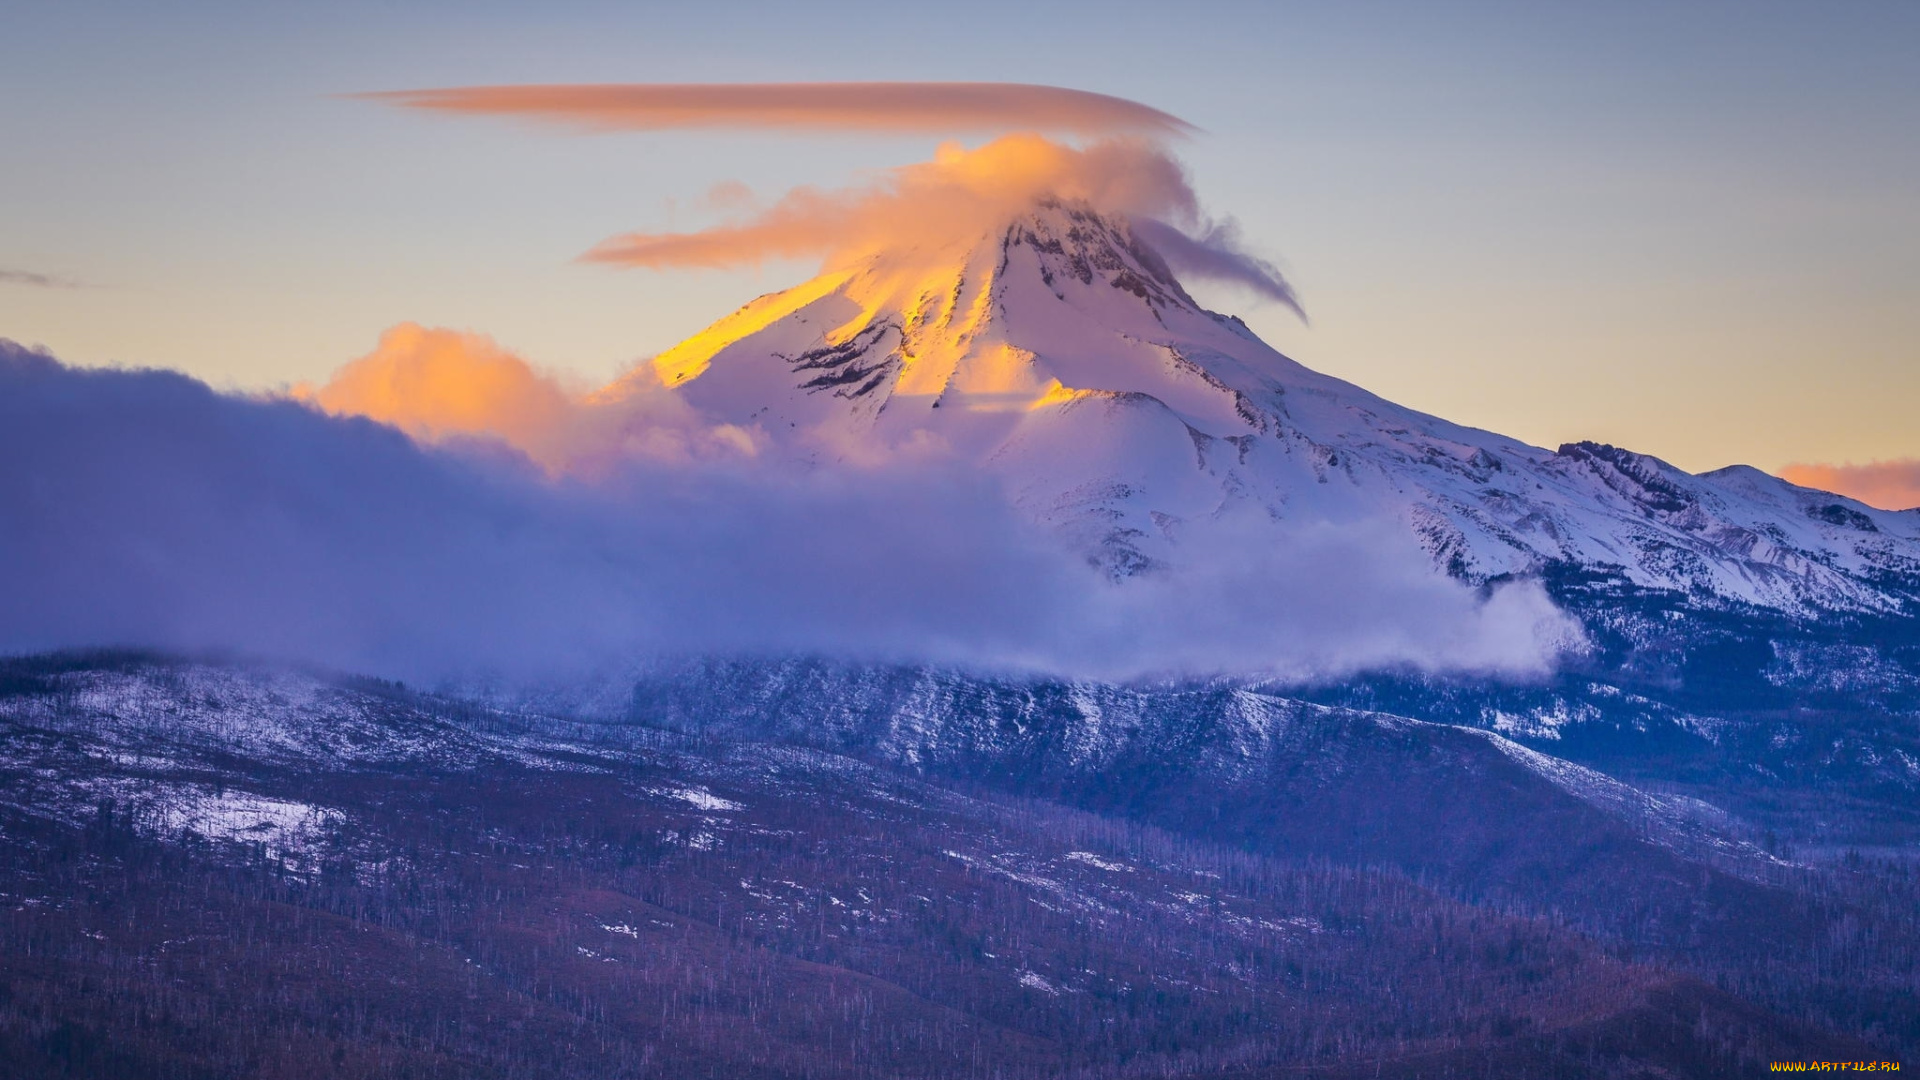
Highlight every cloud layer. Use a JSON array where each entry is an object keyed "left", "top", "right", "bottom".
[
  {"left": 0, "top": 341, "right": 1575, "bottom": 686},
  {"left": 1781, "top": 460, "right": 1920, "bottom": 512},
  {"left": 358, "top": 82, "right": 1194, "bottom": 138}
]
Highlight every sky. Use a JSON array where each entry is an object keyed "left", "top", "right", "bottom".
[{"left": 3, "top": 0, "right": 1918, "bottom": 485}]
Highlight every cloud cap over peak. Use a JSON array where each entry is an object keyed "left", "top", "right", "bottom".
[
  {"left": 355, "top": 82, "right": 1195, "bottom": 138},
  {"left": 580, "top": 133, "right": 1304, "bottom": 317}
]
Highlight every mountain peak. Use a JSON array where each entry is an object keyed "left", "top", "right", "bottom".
[
  {"left": 612, "top": 196, "right": 1276, "bottom": 439},
  {"left": 1001, "top": 199, "right": 1202, "bottom": 317},
  {"left": 597, "top": 198, "right": 1920, "bottom": 610}
]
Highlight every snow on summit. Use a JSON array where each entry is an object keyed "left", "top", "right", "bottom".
[{"left": 287, "top": 130, "right": 1920, "bottom": 619}]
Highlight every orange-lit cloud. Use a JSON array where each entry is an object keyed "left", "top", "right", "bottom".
[
  {"left": 295, "top": 324, "right": 580, "bottom": 468},
  {"left": 587, "top": 135, "right": 1187, "bottom": 267},
  {"left": 584, "top": 134, "right": 1303, "bottom": 313},
  {"left": 356, "top": 82, "right": 1193, "bottom": 138},
  {"left": 6, "top": 342, "right": 1575, "bottom": 684},
  {"left": 1780, "top": 460, "right": 1920, "bottom": 512},
  {"left": 294, "top": 323, "right": 761, "bottom": 471}
]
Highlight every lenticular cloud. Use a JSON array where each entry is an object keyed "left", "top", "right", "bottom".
[
  {"left": 357, "top": 81, "right": 1194, "bottom": 138},
  {"left": 358, "top": 82, "right": 1300, "bottom": 314}
]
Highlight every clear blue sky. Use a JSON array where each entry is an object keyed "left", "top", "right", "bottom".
[{"left": 3, "top": 0, "right": 1916, "bottom": 473}]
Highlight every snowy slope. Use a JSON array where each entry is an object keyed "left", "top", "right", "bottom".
[{"left": 600, "top": 199, "right": 1920, "bottom": 611}]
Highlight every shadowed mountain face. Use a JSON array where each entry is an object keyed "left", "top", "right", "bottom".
[{"left": 0, "top": 653, "right": 1907, "bottom": 1079}]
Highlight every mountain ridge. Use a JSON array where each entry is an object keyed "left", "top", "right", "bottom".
[{"left": 3, "top": 650, "right": 1905, "bottom": 1077}]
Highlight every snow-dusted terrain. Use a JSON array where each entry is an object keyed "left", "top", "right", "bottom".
[
  {"left": 0, "top": 655, "right": 1781, "bottom": 883},
  {"left": 18, "top": 653, "right": 1889, "bottom": 1068},
  {"left": 600, "top": 199, "right": 1920, "bottom": 610},
  {"left": 3, "top": 651, "right": 1912, "bottom": 1073}
]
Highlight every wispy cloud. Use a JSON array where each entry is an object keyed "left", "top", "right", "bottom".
[
  {"left": 1780, "top": 460, "right": 1920, "bottom": 512},
  {"left": 355, "top": 81, "right": 1194, "bottom": 138},
  {"left": 0, "top": 269, "right": 82, "bottom": 289},
  {"left": 581, "top": 135, "right": 1187, "bottom": 268},
  {"left": 583, "top": 133, "right": 1303, "bottom": 313}
]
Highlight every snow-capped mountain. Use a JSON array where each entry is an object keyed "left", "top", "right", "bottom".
[{"left": 600, "top": 199, "right": 1920, "bottom": 611}]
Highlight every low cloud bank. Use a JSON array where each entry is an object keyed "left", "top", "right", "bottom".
[
  {"left": 1781, "top": 460, "right": 1920, "bottom": 512},
  {"left": 0, "top": 341, "right": 1578, "bottom": 686}
]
